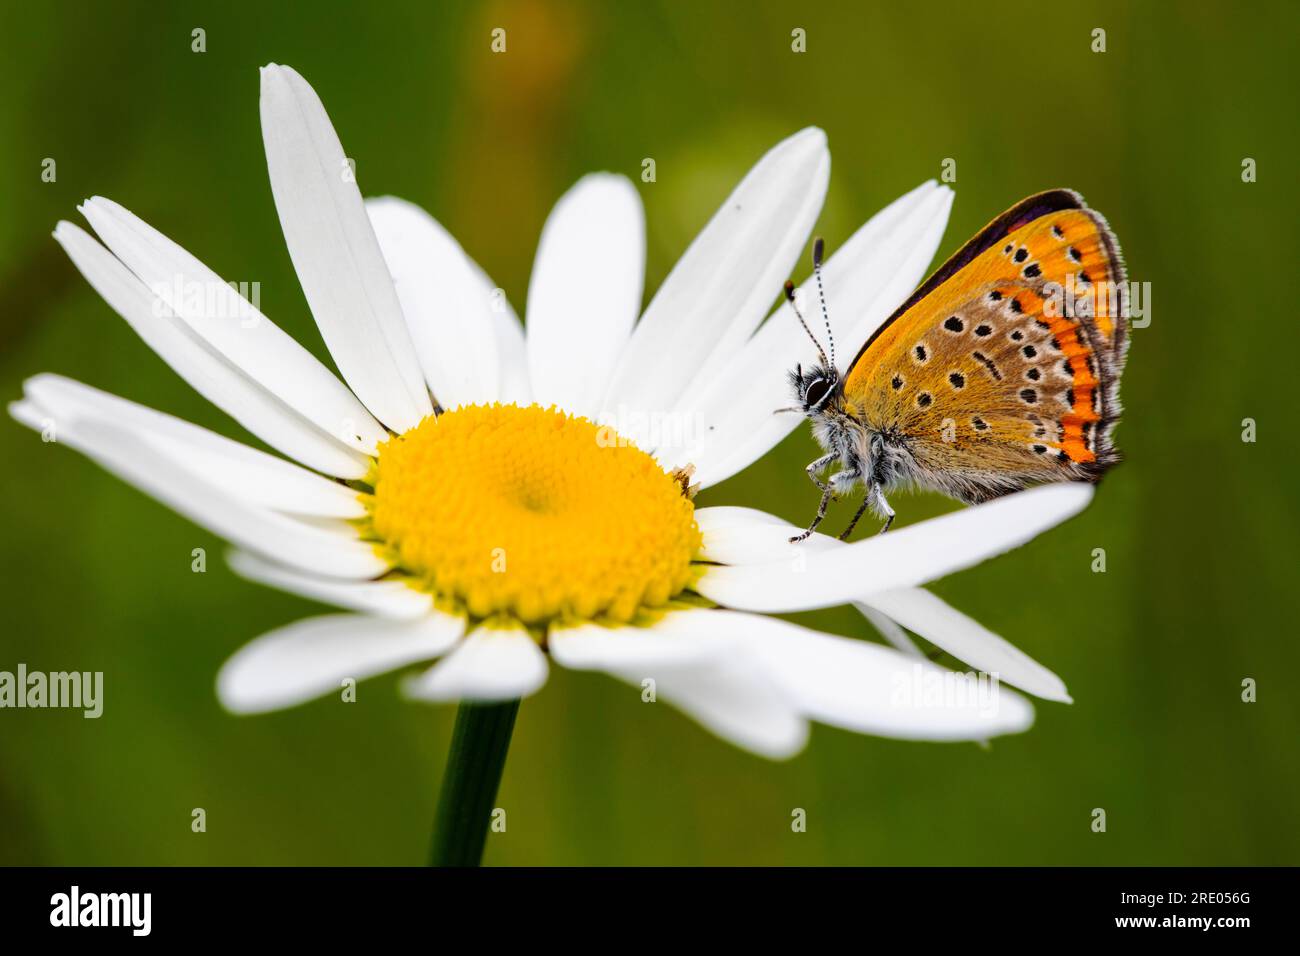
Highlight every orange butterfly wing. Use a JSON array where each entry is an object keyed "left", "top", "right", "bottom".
[{"left": 841, "top": 190, "right": 1128, "bottom": 498}]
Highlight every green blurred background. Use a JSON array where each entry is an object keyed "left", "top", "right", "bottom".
[{"left": 2, "top": 0, "right": 1296, "bottom": 865}]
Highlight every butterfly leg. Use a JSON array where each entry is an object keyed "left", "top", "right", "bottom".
[
  {"left": 839, "top": 495, "right": 872, "bottom": 541},
  {"left": 793, "top": 463, "right": 858, "bottom": 543},
  {"left": 802, "top": 453, "right": 836, "bottom": 494},
  {"left": 837, "top": 478, "right": 890, "bottom": 539},
  {"left": 871, "top": 483, "right": 895, "bottom": 534},
  {"left": 790, "top": 484, "right": 834, "bottom": 543}
]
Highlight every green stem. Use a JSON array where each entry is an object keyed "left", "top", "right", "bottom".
[{"left": 429, "top": 699, "right": 520, "bottom": 867}]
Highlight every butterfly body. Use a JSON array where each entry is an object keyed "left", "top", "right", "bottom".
[{"left": 789, "top": 190, "right": 1129, "bottom": 542}]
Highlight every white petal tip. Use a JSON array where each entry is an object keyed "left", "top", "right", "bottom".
[
  {"left": 576, "top": 170, "right": 636, "bottom": 189},
  {"left": 260, "top": 63, "right": 303, "bottom": 86},
  {"left": 1004, "top": 697, "right": 1037, "bottom": 732},
  {"left": 1027, "top": 678, "right": 1073, "bottom": 705},
  {"left": 751, "top": 727, "right": 810, "bottom": 761},
  {"left": 214, "top": 650, "right": 285, "bottom": 715},
  {"left": 215, "top": 674, "right": 272, "bottom": 716},
  {"left": 400, "top": 627, "right": 549, "bottom": 703},
  {"left": 8, "top": 400, "right": 40, "bottom": 429},
  {"left": 763, "top": 126, "right": 828, "bottom": 165},
  {"left": 399, "top": 670, "right": 547, "bottom": 705},
  {"left": 259, "top": 63, "right": 290, "bottom": 91},
  {"left": 795, "top": 126, "right": 828, "bottom": 147}
]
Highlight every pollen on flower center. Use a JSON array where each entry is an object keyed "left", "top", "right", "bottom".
[{"left": 367, "top": 404, "right": 701, "bottom": 626}]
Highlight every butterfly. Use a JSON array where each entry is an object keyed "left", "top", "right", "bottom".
[{"left": 784, "top": 189, "right": 1129, "bottom": 543}]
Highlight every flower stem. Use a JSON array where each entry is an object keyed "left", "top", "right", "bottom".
[{"left": 429, "top": 699, "right": 520, "bottom": 867}]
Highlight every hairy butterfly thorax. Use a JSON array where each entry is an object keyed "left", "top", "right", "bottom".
[{"left": 782, "top": 190, "right": 1130, "bottom": 544}]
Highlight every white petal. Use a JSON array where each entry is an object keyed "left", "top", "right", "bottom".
[
  {"left": 15, "top": 406, "right": 387, "bottom": 579},
  {"left": 7, "top": 400, "right": 43, "bottom": 432},
  {"left": 402, "top": 623, "right": 547, "bottom": 702},
  {"left": 722, "top": 609, "right": 1034, "bottom": 740},
  {"left": 855, "top": 602, "right": 925, "bottom": 658},
  {"left": 490, "top": 294, "right": 532, "bottom": 406},
  {"left": 217, "top": 611, "right": 463, "bottom": 713},
  {"left": 695, "top": 505, "right": 835, "bottom": 565},
  {"left": 861, "top": 588, "right": 1071, "bottom": 702},
  {"left": 550, "top": 616, "right": 734, "bottom": 670},
  {"left": 696, "top": 506, "right": 1056, "bottom": 683},
  {"left": 79, "top": 197, "right": 386, "bottom": 456},
  {"left": 53, "top": 221, "right": 372, "bottom": 478},
  {"left": 612, "top": 657, "right": 808, "bottom": 760},
  {"left": 526, "top": 174, "right": 644, "bottom": 418},
  {"left": 674, "top": 182, "right": 953, "bottom": 485},
  {"left": 601, "top": 128, "right": 829, "bottom": 450},
  {"left": 695, "top": 484, "right": 1095, "bottom": 612},
  {"left": 260, "top": 64, "right": 431, "bottom": 430},
  {"left": 23, "top": 375, "right": 364, "bottom": 518},
  {"left": 227, "top": 550, "right": 433, "bottom": 619},
  {"left": 552, "top": 610, "right": 807, "bottom": 759},
  {"left": 365, "top": 196, "right": 502, "bottom": 408}
]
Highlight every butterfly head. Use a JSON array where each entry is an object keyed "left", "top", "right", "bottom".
[{"left": 789, "top": 361, "right": 840, "bottom": 416}]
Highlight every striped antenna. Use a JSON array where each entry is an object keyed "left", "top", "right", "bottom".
[
  {"left": 812, "top": 237, "right": 835, "bottom": 369},
  {"left": 783, "top": 280, "right": 829, "bottom": 369}
]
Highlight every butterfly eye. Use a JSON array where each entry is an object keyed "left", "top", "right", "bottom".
[{"left": 803, "top": 376, "right": 832, "bottom": 409}]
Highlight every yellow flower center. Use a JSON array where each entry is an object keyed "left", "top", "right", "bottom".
[{"left": 367, "top": 404, "right": 701, "bottom": 626}]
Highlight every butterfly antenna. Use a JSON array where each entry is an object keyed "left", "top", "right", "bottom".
[
  {"left": 783, "top": 279, "right": 830, "bottom": 369},
  {"left": 812, "top": 237, "right": 835, "bottom": 370}
]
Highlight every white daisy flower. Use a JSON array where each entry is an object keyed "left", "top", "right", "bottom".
[{"left": 10, "top": 64, "right": 1091, "bottom": 760}]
